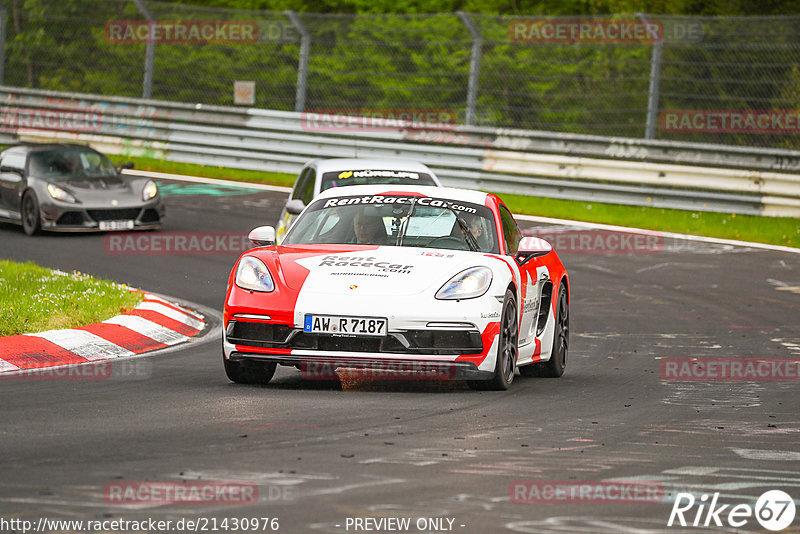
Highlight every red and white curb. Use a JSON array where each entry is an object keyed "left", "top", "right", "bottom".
[{"left": 0, "top": 292, "right": 205, "bottom": 374}]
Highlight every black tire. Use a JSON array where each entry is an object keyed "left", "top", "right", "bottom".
[
  {"left": 21, "top": 191, "right": 42, "bottom": 236},
  {"left": 520, "top": 283, "right": 568, "bottom": 378},
  {"left": 223, "top": 356, "right": 276, "bottom": 385},
  {"left": 468, "top": 289, "right": 518, "bottom": 391}
]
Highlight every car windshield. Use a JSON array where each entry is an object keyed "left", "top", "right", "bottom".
[
  {"left": 320, "top": 169, "right": 437, "bottom": 192},
  {"left": 28, "top": 148, "right": 118, "bottom": 180},
  {"left": 282, "top": 194, "right": 499, "bottom": 253}
]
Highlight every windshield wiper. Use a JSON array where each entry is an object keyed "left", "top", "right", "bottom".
[
  {"left": 395, "top": 198, "right": 417, "bottom": 247},
  {"left": 453, "top": 214, "right": 480, "bottom": 252}
]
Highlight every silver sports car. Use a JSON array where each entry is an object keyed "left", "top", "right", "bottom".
[{"left": 0, "top": 143, "right": 164, "bottom": 235}]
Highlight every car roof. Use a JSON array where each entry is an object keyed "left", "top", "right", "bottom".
[
  {"left": 313, "top": 184, "right": 493, "bottom": 207},
  {"left": 308, "top": 158, "right": 437, "bottom": 177},
  {"left": 1, "top": 143, "right": 97, "bottom": 155}
]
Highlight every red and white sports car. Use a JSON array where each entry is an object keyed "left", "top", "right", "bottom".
[{"left": 223, "top": 185, "right": 569, "bottom": 390}]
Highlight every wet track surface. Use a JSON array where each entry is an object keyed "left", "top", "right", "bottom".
[{"left": 1, "top": 179, "right": 799, "bottom": 533}]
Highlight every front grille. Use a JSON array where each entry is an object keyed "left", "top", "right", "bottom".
[
  {"left": 404, "top": 330, "right": 482, "bottom": 353},
  {"left": 288, "top": 330, "right": 482, "bottom": 355},
  {"left": 139, "top": 208, "right": 160, "bottom": 223},
  {"left": 229, "top": 320, "right": 484, "bottom": 355},
  {"left": 227, "top": 321, "right": 291, "bottom": 347},
  {"left": 87, "top": 208, "right": 141, "bottom": 222},
  {"left": 56, "top": 212, "right": 85, "bottom": 225}
]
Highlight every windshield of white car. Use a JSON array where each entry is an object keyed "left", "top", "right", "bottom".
[
  {"left": 320, "top": 170, "right": 437, "bottom": 192},
  {"left": 282, "top": 194, "right": 499, "bottom": 253},
  {"left": 28, "top": 149, "right": 118, "bottom": 180}
]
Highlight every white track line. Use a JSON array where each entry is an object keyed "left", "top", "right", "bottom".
[
  {"left": 515, "top": 214, "right": 800, "bottom": 255},
  {"left": 123, "top": 169, "right": 292, "bottom": 193},
  {"left": 0, "top": 360, "right": 20, "bottom": 372},
  {"left": 142, "top": 293, "right": 205, "bottom": 321},
  {"left": 103, "top": 316, "right": 189, "bottom": 346},
  {"left": 136, "top": 301, "right": 205, "bottom": 330},
  {"left": 27, "top": 329, "right": 134, "bottom": 361}
]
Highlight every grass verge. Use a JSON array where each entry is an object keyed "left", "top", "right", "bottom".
[
  {"left": 104, "top": 154, "right": 800, "bottom": 248},
  {"left": 500, "top": 193, "right": 799, "bottom": 247},
  {"left": 0, "top": 260, "right": 142, "bottom": 336}
]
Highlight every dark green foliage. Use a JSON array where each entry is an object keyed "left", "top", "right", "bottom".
[{"left": 3, "top": 0, "right": 800, "bottom": 147}]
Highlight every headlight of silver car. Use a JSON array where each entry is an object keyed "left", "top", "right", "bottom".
[
  {"left": 435, "top": 267, "right": 493, "bottom": 300},
  {"left": 47, "top": 183, "right": 78, "bottom": 203},
  {"left": 235, "top": 257, "right": 275, "bottom": 292},
  {"left": 142, "top": 180, "right": 158, "bottom": 201}
]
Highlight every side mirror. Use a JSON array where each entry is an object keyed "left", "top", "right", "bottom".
[
  {"left": 516, "top": 237, "right": 552, "bottom": 264},
  {"left": 119, "top": 162, "right": 135, "bottom": 171},
  {"left": 285, "top": 198, "right": 305, "bottom": 215},
  {"left": 0, "top": 171, "right": 22, "bottom": 182},
  {"left": 249, "top": 226, "right": 276, "bottom": 247}
]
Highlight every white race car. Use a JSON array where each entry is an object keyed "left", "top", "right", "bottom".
[
  {"left": 224, "top": 185, "right": 569, "bottom": 390},
  {"left": 275, "top": 158, "right": 441, "bottom": 242}
]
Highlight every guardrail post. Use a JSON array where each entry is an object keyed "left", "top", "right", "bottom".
[
  {"left": 639, "top": 13, "right": 663, "bottom": 139},
  {"left": 285, "top": 10, "right": 309, "bottom": 113},
  {"left": 458, "top": 11, "right": 482, "bottom": 126},
  {"left": 133, "top": 0, "right": 155, "bottom": 99},
  {"left": 0, "top": 7, "right": 6, "bottom": 85}
]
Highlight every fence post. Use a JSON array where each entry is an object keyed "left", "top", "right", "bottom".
[
  {"left": 132, "top": 0, "right": 155, "bottom": 99},
  {"left": 457, "top": 11, "right": 482, "bottom": 126},
  {"left": 638, "top": 13, "right": 663, "bottom": 139},
  {"left": 285, "top": 10, "right": 309, "bottom": 113},
  {"left": 0, "top": 6, "right": 6, "bottom": 86}
]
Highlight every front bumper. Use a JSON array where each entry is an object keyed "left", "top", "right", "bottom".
[
  {"left": 39, "top": 198, "right": 165, "bottom": 232},
  {"left": 226, "top": 350, "right": 495, "bottom": 380},
  {"left": 223, "top": 321, "right": 498, "bottom": 379},
  {"left": 223, "top": 304, "right": 502, "bottom": 379}
]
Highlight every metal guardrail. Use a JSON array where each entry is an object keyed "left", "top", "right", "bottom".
[{"left": 1, "top": 86, "right": 799, "bottom": 217}]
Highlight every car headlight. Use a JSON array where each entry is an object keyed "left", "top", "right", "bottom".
[
  {"left": 142, "top": 180, "right": 158, "bottom": 201},
  {"left": 47, "top": 184, "right": 77, "bottom": 203},
  {"left": 435, "top": 267, "right": 493, "bottom": 300},
  {"left": 235, "top": 257, "right": 275, "bottom": 292}
]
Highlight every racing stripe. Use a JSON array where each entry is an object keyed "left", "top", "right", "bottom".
[
  {"left": 530, "top": 338, "right": 543, "bottom": 362},
  {"left": 456, "top": 321, "right": 501, "bottom": 370},
  {"left": 31, "top": 329, "right": 135, "bottom": 361},
  {"left": 103, "top": 315, "right": 189, "bottom": 346},
  {"left": 0, "top": 335, "right": 88, "bottom": 369},
  {"left": 78, "top": 323, "right": 169, "bottom": 354}
]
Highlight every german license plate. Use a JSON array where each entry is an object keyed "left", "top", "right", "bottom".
[
  {"left": 99, "top": 220, "right": 134, "bottom": 231},
  {"left": 304, "top": 315, "right": 387, "bottom": 337}
]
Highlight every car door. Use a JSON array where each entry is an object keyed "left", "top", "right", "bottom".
[
  {"left": 0, "top": 152, "right": 27, "bottom": 218},
  {"left": 499, "top": 204, "right": 543, "bottom": 352}
]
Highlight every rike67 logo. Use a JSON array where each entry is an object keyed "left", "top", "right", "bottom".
[{"left": 668, "top": 490, "right": 796, "bottom": 531}]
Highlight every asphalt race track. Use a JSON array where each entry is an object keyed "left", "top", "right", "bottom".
[{"left": 1, "top": 178, "right": 799, "bottom": 534}]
